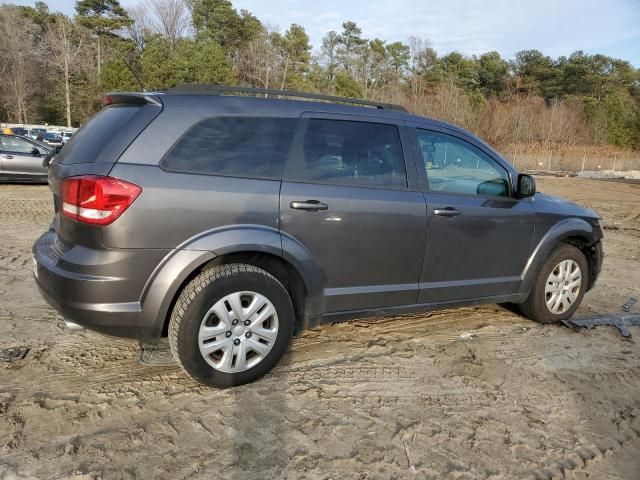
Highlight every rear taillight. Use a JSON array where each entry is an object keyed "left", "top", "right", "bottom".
[{"left": 61, "top": 175, "right": 142, "bottom": 226}]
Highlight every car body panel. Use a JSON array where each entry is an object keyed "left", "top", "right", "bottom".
[
  {"left": 279, "top": 112, "right": 427, "bottom": 312},
  {"left": 280, "top": 181, "right": 427, "bottom": 312},
  {"left": 521, "top": 214, "right": 602, "bottom": 293},
  {"left": 103, "top": 163, "right": 281, "bottom": 249},
  {"left": 32, "top": 229, "right": 171, "bottom": 338},
  {"left": 418, "top": 192, "right": 534, "bottom": 302},
  {"left": 404, "top": 122, "right": 536, "bottom": 302}
]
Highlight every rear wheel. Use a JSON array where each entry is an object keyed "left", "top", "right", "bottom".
[
  {"left": 519, "top": 244, "right": 588, "bottom": 324},
  {"left": 168, "top": 264, "right": 294, "bottom": 387}
]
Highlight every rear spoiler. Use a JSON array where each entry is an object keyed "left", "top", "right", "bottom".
[{"left": 103, "top": 93, "right": 163, "bottom": 107}]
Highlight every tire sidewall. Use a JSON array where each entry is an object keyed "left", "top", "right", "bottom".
[
  {"left": 532, "top": 244, "right": 588, "bottom": 323},
  {"left": 175, "top": 269, "right": 294, "bottom": 387}
]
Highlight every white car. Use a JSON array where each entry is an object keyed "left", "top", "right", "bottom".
[
  {"left": 62, "top": 131, "right": 73, "bottom": 144},
  {"left": 29, "top": 128, "right": 47, "bottom": 140}
]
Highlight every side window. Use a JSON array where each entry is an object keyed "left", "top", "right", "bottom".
[
  {"left": 297, "top": 119, "right": 407, "bottom": 188},
  {"left": 414, "top": 129, "right": 510, "bottom": 197},
  {"left": 162, "top": 116, "right": 298, "bottom": 178},
  {"left": 1, "top": 136, "right": 36, "bottom": 154}
]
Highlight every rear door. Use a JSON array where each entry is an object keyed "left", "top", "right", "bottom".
[
  {"left": 280, "top": 113, "right": 426, "bottom": 313},
  {"left": 409, "top": 124, "right": 534, "bottom": 303}
]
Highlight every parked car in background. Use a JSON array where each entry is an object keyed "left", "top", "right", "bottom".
[
  {"left": 61, "top": 131, "right": 73, "bottom": 144},
  {"left": 33, "top": 86, "right": 604, "bottom": 388},
  {"left": 12, "top": 127, "right": 29, "bottom": 136},
  {"left": 42, "top": 132, "right": 63, "bottom": 147},
  {"left": 29, "top": 128, "right": 47, "bottom": 140},
  {"left": 0, "top": 133, "right": 52, "bottom": 183}
]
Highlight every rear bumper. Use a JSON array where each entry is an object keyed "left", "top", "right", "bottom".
[{"left": 32, "top": 230, "right": 169, "bottom": 339}]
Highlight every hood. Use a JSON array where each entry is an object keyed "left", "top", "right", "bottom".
[{"left": 534, "top": 192, "right": 600, "bottom": 220}]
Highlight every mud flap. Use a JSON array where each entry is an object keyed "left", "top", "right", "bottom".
[{"left": 139, "top": 339, "right": 175, "bottom": 366}]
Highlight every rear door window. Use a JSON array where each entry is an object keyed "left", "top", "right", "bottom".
[
  {"left": 291, "top": 118, "right": 407, "bottom": 189},
  {"left": 161, "top": 116, "right": 298, "bottom": 179}
]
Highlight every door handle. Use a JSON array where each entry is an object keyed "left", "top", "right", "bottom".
[
  {"left": 4, "top": 155, "right": 13, "bottom": 159},
  {"left": 290, "top": 200, "right": 328, "bottom": 211},
  {"left": 433, "top": 207, "right": 461, "bottom": 218}
]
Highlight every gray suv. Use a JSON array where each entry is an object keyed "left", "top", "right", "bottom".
[{"left": 33, "top": 85, "right": 604, "bottom": 387}]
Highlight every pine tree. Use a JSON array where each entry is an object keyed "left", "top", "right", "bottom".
[{"left": 75, "top": 0, "right": 132, "bottom": 77}]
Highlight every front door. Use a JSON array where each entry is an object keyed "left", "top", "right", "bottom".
[
  {"left": 280, "top": 114, "right": 427, "bottom": 313},
  {"left": 409, "top": 125, "right": 535, "bottom": 303}
]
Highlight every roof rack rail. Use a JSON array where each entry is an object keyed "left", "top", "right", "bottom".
[{"left": 167, "top": 84, "right": 407, "bottom": 112}]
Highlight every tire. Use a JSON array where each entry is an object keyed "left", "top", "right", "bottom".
[
  {"left": 168, "top": 263, "right": 295, "bottom": 387},
  {"left": 519, "top": 244, "right": 588, "bottom": 324}
]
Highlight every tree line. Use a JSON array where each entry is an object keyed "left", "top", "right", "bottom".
[{"left": 1, "top": 0, "right": 639, "bottom": 150}]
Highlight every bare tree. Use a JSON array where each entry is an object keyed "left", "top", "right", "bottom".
[
  {"left": 0, "top": 6, "right": 37, "bottom": 123},
  {"left": 142, "top": 0, "right": 190, "bottom": 47},
  {"left": 127, "top": 4, "right": 150, "bottom": 51},
  {"left": 40, "top": 16, "right": 85, "bottom": 127},
  {"left": 408, "top": 36, "right": 436, "bottom": 96},
  {"left": 236, "top": 25, "right": 282, "bottom": 90}
]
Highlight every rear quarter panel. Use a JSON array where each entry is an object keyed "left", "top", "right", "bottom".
[{"left": 102, "top": 163, "right": 281, "bottom": 249}]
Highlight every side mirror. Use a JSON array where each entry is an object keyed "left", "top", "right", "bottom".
[
  {"left": 516, "top": 173, "right": 536, "bottom": 198},
  {"left": 55, "top": 145, "right": 63, "bottom": 153},
  {"left": 42, "top": 153, "right": 54, "bottom": 168},
  {"left": 31, "top": 147, "right": 41, "bottom": 157}
]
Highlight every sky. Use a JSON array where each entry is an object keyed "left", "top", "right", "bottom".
[{"left": 5, "top": 0, "right": 640, "bottom": 66}]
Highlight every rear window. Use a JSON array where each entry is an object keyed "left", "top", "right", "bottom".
[
  {"left": 161, "top": 116, "right": 298, "bottom": 179},
  {"left": 56, "top": 105, "right": 141, "bottom": 165}
]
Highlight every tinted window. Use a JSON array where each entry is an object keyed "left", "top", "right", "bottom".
[
  {"left": 415, "top": 129, "right": 510, "bottom": 197},
  {"left": 1, "top": 135, "right": 37, "bottom": 154},
  {"left": 298, "top": 119, "right": 406, "bottom": 188},
  {"left": 163, "top": 117, "right": 298, "bottom": 178},
  {"left": 57, "top": 105, "right": 141, "bottom": 165}
]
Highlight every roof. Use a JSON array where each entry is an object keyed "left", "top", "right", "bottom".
[{"left": 104, "top": 85, "right": 480, "bottom": 143}]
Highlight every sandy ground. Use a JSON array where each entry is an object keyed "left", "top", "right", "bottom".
[{"left": 0, "top": 177, "right": 639, "bottom": 480}]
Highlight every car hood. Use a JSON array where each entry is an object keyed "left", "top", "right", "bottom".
[{"left": 533, "top": 192, "right": 600, "bottom": 220}]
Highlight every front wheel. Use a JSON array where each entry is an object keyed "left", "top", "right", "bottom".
[
  {"left": 519, "top": 244, "right": 588, "bottom": 324},
  {"left": 168, "top": 264, "right": 294, "bottom": 387}
]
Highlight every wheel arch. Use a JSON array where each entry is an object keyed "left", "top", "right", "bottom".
[
  {"left": 139, "top": 225, "right": 325, "bottom": 337},
  {"left": 520, "top": 218, "right": 599, "bottom": 294}
]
